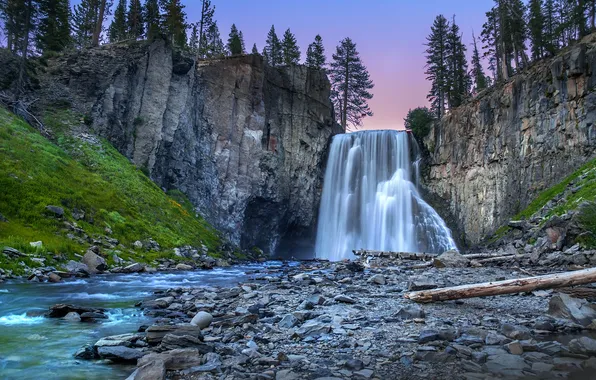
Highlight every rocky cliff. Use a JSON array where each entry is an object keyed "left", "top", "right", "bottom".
[
  {"left": 37, "top": 40, "right": 340, "bottom": 255},
  {"left": 423, "top": 36, "right": 596, "bottom": 247}
]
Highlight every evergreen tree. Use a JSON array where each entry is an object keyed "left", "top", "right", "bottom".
[
  {"left": 445, "top": 16, "right": 470, "bottom": 109},
  {"left": 36, "top": 0, "right": 71, "bottom": 54},
  {"left": 92, "top": 0, "right": 110, "bottom": 47},
  {"left": 281, "top": 28, "right": 300, "bottom": 65},
  {"left": 72, "top": 0, "right": 99, "bottom": 48},
  {"left": 203, "top": 21, "right": 224, "bottom": 57},
  {"left": 471, "top": 32, "right": 488, "bottom": 92},
  {"left": 239, "top": 30, "right": 246, "bottom": 53},
  {"left": 127, "top": 0, "right": 143, "bottom": 39},
  {"left": 329, "top": 37, "right": 374, "bottom": 130},
  {"left": 108, "top": 0, "right": 127, "bottom": 43},
  {"left": 306, "top": 34, "right": 326, "bottom": 69},
  {"left": 189, "top": 22, "right": 199, "bottom": 53},
  {"left": 263, "top": 25, "right": 282, "bottom": 66},
  {"left": 144, "top": 0, "right": 161, "bottom": 40},
  {"left": 481, "top": 8, "right": 501, "bottom": 81},
  {"left": 528, "top": 0, "right": 545, "bottom": 60},
  {"left": 543, "top": 0, "right": 559, "bottom": 54},
  {"left": 425, "top": 15, "right": 449, "bottom": 118},
  {"left": 227, "top": 24, "right": 243, "bottom": 55},
  {"left": 161, "top": 0, "right": 186, "bottom": 48},
  {"left": 509, "top": 0, "right": 530, "bottom": 69},
  {"left": 251, "top": 43, "right": 258, "bottom": 54},
  {"left": 197, "top": 0, "right": 214, "bottom": 57},
  {"left": 404, "top": 107, "right": 435, "bottom": 140}
]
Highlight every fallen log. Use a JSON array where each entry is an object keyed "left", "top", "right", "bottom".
[
  {"left": 462, "top": 252, "right": 515, "bottom": 260},
  {"left": 472, "top": 254, "right": 528, "bottom": 265},
  {"left": 353, "top": 250, "right": 434, "bottom": 261},
  {"left": 404, "top": 267, "right": 596, "bottom": 303}
]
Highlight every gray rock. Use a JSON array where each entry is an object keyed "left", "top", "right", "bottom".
[
  {"left": 64, "top": 260, "right": 90, "bottom": 274},
  {"left": 122, "top": 263, "right": 144, "bottom": 273},
  {"left": 334, "top": 294, "right": 357, "bottom": 304},
  {"left": 279, "top": 314, "right": 299, "bottom": 329},
  {"left": 433, "top": 250, "right": 470, "bottom": 268},
  {"left": 548, "top": 293, "right": 596, "bottom": 326},
  {"left": 505, "top": 341, "right": 523, "bottom": 355},
  {"left": 485, "top": 353, "right": 529, "bottom": 377},
  {"left": 353, "top": 369, "right": 374, "bottom": 378},
  {"left": 63, "top": 312, "right": 81, "bottom": 322},
  {"left": 94, "top": 333, "right": 138, "bottom": 348},
  {"left": 145, "top": 324, "right": 202, "bottom": 345},
  {"left": 368, "top": 274, "right": 386, "bottom": 285},
  {"left": 395, "top": 305, "right": 425, "bottom": 319},
  {"left": 45, "top": 205, "right": 64, "bottom": 218},
  {"left": 295, "top": 320, "right": 330, "bottom": 337},
  {"left": 569, "top": 336, "right": 596, "bottom": 355},
  {"left": 190, "top": 311, "right": 213, "bottom": 329},
  {"left": 74, "top": 344, "right": 96, "bottom": 360},
  {"left": 81, "top": 249, "right": 107, "bottom": 274},
  {"left": 175, "top": 263, "right": 193, "bottom": 271},
  {"left": 500, "top": 323, "right": 531, "bottom": 340},
  {"left": 160, "top": 333, "right": 213, "bottom": 353},
  {"left": 97, "top": 346, "right": 144, "bottom": 362},
  {"left": 407, "top": 276, "right": 437, "bottom": 291},
  {"left": 48, "top": 272, "right": 62, "bottom": 283},
  {"left": 485, "top": 331, "right": 508, "bottom": 345},
  {"left": 418, "top": 329, "right": 441, "bottom": 344}
]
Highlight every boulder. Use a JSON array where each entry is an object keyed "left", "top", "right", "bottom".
[
  {"left": 407, "top": 276, "right": 438, "bottom": 291},
  {"left": 190, "top": 311, "right": 213, "bottom": 329},
  {"left": 126, "top": 359, "right": 166, "bottom": 380},
  {"left": 48, "top": 272, "right": 62, "bottom": 283},
  {"left": 569, "top": 337, "right": 596, "bottom": 355},
  {"left": 175, "top": 263, "right": 193, "bottom": 271},
  {"left": 97, "top": 346, "right": 144, "bottom": 362},
  {"left": 63, "top": 312, "right": 81, "bottom": 322},
  {"left": 64, "top": 260, "right": 90, "bottom": 275},
  {"left": 548, "top": 293, "right": 596, "bottom": 326},
  {"left": 45, "top": 205, "right": 64, "bottom": 218},
  {"left": 433, "top": 250, "right": 470, "bottom": 268},
  {"left": 368, "top": 274, "right": 386, "bottom": 285},
  {"left": 95, "top": 333, "right": 139, "bottom": 348},
  {"left": 81, "top": 249, "right": 107, "bottom": 274},
  {"left": 122, "top": 263, "right": 144, "bottom": 273},
  {"left": 500, "top": 323, "right": 531, "bottom": 340},
  {"left": 74, "top": 344, "right": 96, "bottom": 360},
  {"left": 48, "top": 304, "right": 105, "bottom": 318},
  {"left": 145, "top": 324, "right": 203, "bottom": 345},
  {"left": 80, "top": 312, "right": 108, "bottom": 321}
]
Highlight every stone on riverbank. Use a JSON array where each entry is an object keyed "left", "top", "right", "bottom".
[
  {"left": 548, "top": 293, "right": 596, "bottom": 326},
  {"left": 81, "top": 248, "right": 107, "bottom": 274},
  {"left": 190, "top": 311, "right": 213, "bottom": 329},
  {"left": 97, "top": 346, "right": 145, "bottom": 362},
  {"left": 145, "top": 325, "right": 203, "bottom": 345}
]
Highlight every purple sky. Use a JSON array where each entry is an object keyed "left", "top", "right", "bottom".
[{"left": 77, "top": 0, "right": 495, "bottom": 129}]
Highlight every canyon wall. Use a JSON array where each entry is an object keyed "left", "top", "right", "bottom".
[
  {"left": 39, "top": 40, "right": 340, "bottom": 254},
  {"left": 423, "top": 36, "right": 596, "bottom": 247}
]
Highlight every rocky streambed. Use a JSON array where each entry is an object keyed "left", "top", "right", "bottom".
[{"left": 69, "top": 260, "right": 596, "bottom": 380}]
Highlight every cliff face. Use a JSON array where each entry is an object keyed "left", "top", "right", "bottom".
[
  {"left": 40, "top": 40, "right": 340, "bottom": 254},
  {"left": 423, "top": 37, "right": 596, "bottom": 247}
]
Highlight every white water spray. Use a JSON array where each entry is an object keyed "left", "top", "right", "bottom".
[{"left": 315, "top": 130, "right": 457, "bottom": 261}]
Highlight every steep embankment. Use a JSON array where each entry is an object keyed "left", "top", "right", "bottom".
[
  {"left": 35, "top": 40, "right": 340, "bottom": 255},
  {"left": 0, "top": 106, "right": 221, "bottom": 274},
  {"left": 423, "top": 35, "right": 596, "bottom": 247}
]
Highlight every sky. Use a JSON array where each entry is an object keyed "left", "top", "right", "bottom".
[{"left": 77, "top": 0, "right": 495, "bottom": 130}]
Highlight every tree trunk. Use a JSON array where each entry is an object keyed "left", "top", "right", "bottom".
[
  {"left": 17, "top": 0, "right": 32, "bottom": 97},
  {"left": 342, "top": 57, "right": 349, "bottom": 130},
  {"left": 405, "top": 268, "right": 596, "bottom": 303},
  {"left": 198, "top": 1, "right": 206, "bottom": 57},
  {"left": 92, "top": 0, "right": 108, "bottom": 47},
  {"left": 592, "top": 0, "right": 596, "bottom": 30}
]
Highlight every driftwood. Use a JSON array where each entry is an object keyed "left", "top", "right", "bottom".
[
  {"left": 353, "top": 250, "right": 434, "bottom": 261},
  {"left": 472, "top": 254, "right": 528, "bottom": 265},
  {"left": 404, "top": 267, "right": 596, "bottom": 303},
  {"left": 462, "top": 252, "right": 515, "bottom": 260}
]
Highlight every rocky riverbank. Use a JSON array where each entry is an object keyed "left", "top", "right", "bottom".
[{"left": 69, "top": 258, "right": 596, "bottom": 380}]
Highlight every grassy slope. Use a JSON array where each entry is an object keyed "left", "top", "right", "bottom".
[
  {"left": 493, "top": 157, "right": 596, "bottom": 246},
  {"left": 0, "top": 107, "right": 221, "bottom": 273}
]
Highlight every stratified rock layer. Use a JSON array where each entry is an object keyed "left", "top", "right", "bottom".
[
  {"left": 40, "top": 40, "right": 340, "bottom": 254},
  {"left": 423, "top": 36, "right": 596, "bottom": 246}
]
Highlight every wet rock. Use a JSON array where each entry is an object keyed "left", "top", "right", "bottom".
[
  {"left": 548, "top": 293, "right": 596, "bottom": 326},
  {"left": 408, "top": 276, "right": 437, "bottom": 291},
  {"left": 97, "top": 346, "right": 144, "bottom": 362},
  {"left": 368, "top": 274, "right": 386, "bottom": 285},
  {"left": 63, "top": 312, "right": 81, "bottom": 322},
  {"left": 122, "top": 263, "right": 144, "bottom": 273},
  {"left": 81, "top": 248, "right": 107, "bottom": 274},
  {"left": 190, "top": 311, "right": 213, "bottom": 329},
  {"left": 145, "top": 324, "right": 202, "bottom": 345},
  {"left": 64, "top": 260, "right": 90, "bottom": 275},
  {"left": 48, "top": 272, "right": 62, "bottom": 283},
  {"left": 95, "top": 333, "right": 139, "bottom": 348},
  {"left": 500, "top": 323, "right": 531, "bottom": 340},
  {"left": 45, "top": 205, "right": 64, "bottom": 218},
  {"left": 334, "top": 294, "right": 357, "bottom": 304},
  {"left": 175, "top": 263, "right": 193, "bottom": 271},
  {"left": 80, "top": 312, "right": 108, "bottom": 322},
  {"left": 395, "top": 305, "right": 425, "bottom": 319},
  {"left": 569, "top": 336, "right": 596, "bottom": 355},
  {"left": 48, "top": 304, "right": 105, "bottom": 318},
  {"left": 433, "top": 250, "right": 470, "bottom": 268},
  {"left": 74, "top": 344, "right": 96, "bottom": 360}
]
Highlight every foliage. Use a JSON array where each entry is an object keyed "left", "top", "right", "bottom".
[
  {"left": 0, "top": 107, "right": 221, "bottom": 272},
  {"left": 201, "top": 21, "right": 225, "bottom": 58},
  {"left": 329, "top": 37, "right": 374, "bottom": 130},
  {"left": 281, "top": 28, "right": 300, "bottom": 65},
  {"left": 404, "top": 107, "right": 435, "bottom": 140},
  {"left": 144, "top": 0, "right": 161, "bottom": 40},
  {"left": 160, "top": 0, "right": 186, "bottom": 48},
  {"left": 227, "top": 23, "right": 244, "bottom": 55},
  {"left": 127, "top": 0, "right": 144, "bottom": 39},
  {"left": 263, "top": 25, "right": 282, "bottom": 66},
  {"left": 36, "top": 0, "right": 71, "bottom": 54},
  {"left": 471, "top": 32, "right": 488, "bottom": 92},
  {"left": 196, "top": 0, "right": 214, "bottom": 57},
  {"left": 108, "top": 0, "right": 127, "bottom": 43},
  {"left": 445, "top": 16, "right": 471, "bottom": 109},
  {"left": 528, "top": 0, "right": 545, "bottom": 60},
  {"left": 306, "top": 34, "right": 325, "bottom": 69},
  {"left": 425, "top": 15, "right": 449, "bottom": 118}
]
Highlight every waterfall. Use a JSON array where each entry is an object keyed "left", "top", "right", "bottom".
[{"left": 315, "top": 130, "right": 457, "bottom": 261}]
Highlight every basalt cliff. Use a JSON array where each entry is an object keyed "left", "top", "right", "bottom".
[
  {"left": 32, "top": 40, "right": 340, "bottom": 255},
  {"left": 423, "top": 36, "right": 596, "bottom": 247}
]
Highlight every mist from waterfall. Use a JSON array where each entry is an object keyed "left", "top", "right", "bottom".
[{"left": 315, "top": 130, "right": 457, "bottom": 261}]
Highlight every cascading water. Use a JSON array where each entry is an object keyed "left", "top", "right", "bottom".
[{"left": 315, "top": 130, "right": 457, "bottom": 261}]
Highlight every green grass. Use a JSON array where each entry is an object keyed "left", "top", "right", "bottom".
[{"left": 0, "top": 107, "right": 221, "bottom": 273}]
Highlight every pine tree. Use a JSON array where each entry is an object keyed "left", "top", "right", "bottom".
[
  {"left": 92, "top": 0, "right": 110, "bottom": 47},
  {"left": 196, "top": 0, "right": 214, "bottom": 57},
  {"left": 189, "top": 22, "right": 199, "bottom": 53},
  {"left": 144, "top": 0, "right": 161, "bottom": 40},
  {"left": 251, "top": 43, "right": 258, "bottom": 54},
  {"left": 471, "top": 32, "right": 488, "bottom": 92},
  {"left": 72, "top": 0, "right": 99, "bottom": 48},
  {"left": 509, "top": 0, "right": 530, "bottom": 69},
  {"left": 329, "top": 37, "right": 374, "bottom": 130},
  {"left": 481, "top": 9, "right": 501, "bottom": 81},
  {"left": 528, "top": 0, "right": 545, "bottom": 60},
  {"left": 108, "top": 0, "right": 127, "bottom": 43},
  {"left": 425, "top": 15, "right": 449, "bottom": 118},
  {"left": 543, "top": 0, "right": 559, "bottom": 54},
  {"left": 306, "top": 34, "right": 326, "bottom": 69},
  {"left": 161, "top": 0, "right": 186, "bottom": 48},
  {"left": 445, "top": 16, "right": 470, "bottom": 108},
  {"left": 263, "top": 25, "right": 282, "bottom": 66},
  {"left": 36, "top": 0, "right": 71, "bottom": 54},
  {"left": 0, "top": 0, "right": 25, "bottom": 52},
  {"left": 203, "top": 21, "right": 224, "bottom": 57},
  {"left": 239, "top": 30, "right": 246, "bottom": 53},
  {"left": 227, "top": 24, "right": 243, "bottom": 55},
  {"left": 281, "top": 28, "right": 300, "bottom": 65},
  {"left": 127, "top": 0, "right": 143, "bottom": 39},
  {"left": 404, "top": 107, "right": 435, "bottom": 140}
]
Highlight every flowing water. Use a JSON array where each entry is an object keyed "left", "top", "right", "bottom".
[
  {"left": 315, "top": 130, "right": 457, "bottom": 261},
  {"left": 0, "top": 264, "right": 279, "bottom": 380}
]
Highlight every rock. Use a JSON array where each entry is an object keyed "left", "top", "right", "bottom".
[
  {"left": 353, "top": 369, "right": 374, "bottom": 378},
  {"left": 346, "top": 358, "right": 364, "bottom": 370},
  {"left": 485, "top": 353, "right": 529, "bottom": 377},
  {"left": 48, "top": 304, "right": 104, "bottom": 318},
  {"left": 45, "top": 205, "right": 64, "bottom": 218},
  {"left": 295, "top": 320, "right": 331, "bottom": 337},
  {"left": 145, "top": 324, "right": 202, "bottom": 345},
  {"left": 500, "top": 323, "right": 531, "bottom": 340},
  {"left": 485, "top": 331, "right": 508, "bottom": 345},
  {"left": 29, "top": 241, "right": 43, "bottom": 249},
  {"left": 74, "top": 344, "right": 96, "bottom": 360},
  {"left": 81, "top": 249, "right": 107, "bottom": 274},
  {"left": 63, "top": 312, "right": 81, "bottom": 322},
  {"left": 433, "top": 250, "right": 470, "bottom": 268},
  {"left": 133, "top": 240, "right": 143, "bottom": 249},
  {"left": 548, "top": 293, "right": 596, "bottom": 326},
  {"left": 80, "top": 312, "right": 108, "bottom": 321},
  {"left": 190, "top": 311, "right": 213, "bottom": 329},
  {"left": 72, "top": 208, "right": 85, "bottom": 221},
  {"left": 276, "top": 369, "right": 301, "bottom": 380},
  {"left": 160, "top": 333, "right": 213, "bottom": 353},
  {"left": 368, "top": 274, "right": 386, "bottom": 285},
  {"left": 395, "top": 305, "right": 425, "bottom": 319},
  {"left": 307, "top": 294, "right": 326, "bottom": 305},
  {"left": 122, "top": 263, "right": 144, "bottom": 273},
  {"left": 279, "top": 314, "right": 299, "bottom": 329},
  {"left": 0, "top": 212, "right": 7, "bottom": 222},
  {"left": 48, "top": 272, "right": 62, "bottom": 283},
  {"left": 569, "top": 336, "right": 596, "bottom": 355},
  {"left": 179, "top": 352, "right": 221, "bottom": 374},
  {"left": 505, "top": 341, "right": 523, "bottom": 355},
  {"left": 418, "top": 329, "right": 441, "bottom": 344},
  {"left": 2, "top": 247, "right": 24, "bottom": 257},
  {"left": 94, "top": 333, "right": 139, "bottom": 348},
  {"left": 334, "top": 294, "right": 357, "bottom": 304},
  {"left": 175, "top": 263, "right": 193, "bottom": 271},
  {"left": 97, "top": 346, "right": 144, "bottom": 362},
  {"left": 64, "top": 260, "right": 90, "bottom": 275},
  {"left": 407, "top": 276, "right": 437, "bottom": 291}
]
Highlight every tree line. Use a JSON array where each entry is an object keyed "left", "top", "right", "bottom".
[
  {"left": 407, "top": 0, "right": 596, "bottom": 138},
  {"left": 0, "top": 0, "right": 375, "bottom": 130}
]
